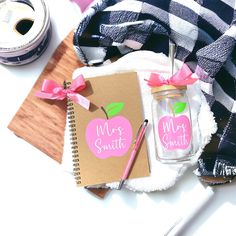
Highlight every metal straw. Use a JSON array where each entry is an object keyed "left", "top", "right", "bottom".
[{"left": 169, "top": 41, "right": 176, "bottom": 76}]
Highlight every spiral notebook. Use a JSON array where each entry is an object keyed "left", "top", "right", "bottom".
[{"left": 67, "top": 72, "right": 150, "bottom": 187}]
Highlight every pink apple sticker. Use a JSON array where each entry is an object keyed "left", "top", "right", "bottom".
[
  {"left": 85, "top": 102, "right": 133, "bottom": 159},
  {"left": 158, "top": 115, "right": 191, "bottom": 150}
]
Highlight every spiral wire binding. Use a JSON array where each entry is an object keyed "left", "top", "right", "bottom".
[{"left": 66, "top": 81, "right": 81, "bottom": 185}]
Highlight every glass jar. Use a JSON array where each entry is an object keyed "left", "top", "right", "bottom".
[{"left": 152, "top": 85, "right": 194, "bottom": 163}]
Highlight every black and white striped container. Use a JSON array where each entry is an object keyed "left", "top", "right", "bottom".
[{"left": 0, "top": 0, "right": 51, "bottom": 65}]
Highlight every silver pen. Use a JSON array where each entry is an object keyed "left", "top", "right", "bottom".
[{"left": 164, "top": 186, "right": 215, "bottom": 236}]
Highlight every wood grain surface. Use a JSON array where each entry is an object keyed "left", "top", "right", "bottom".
[
  {"left": 8, "top": 31, "right": 109, "bottom": 198},
  {"left": 8, "top": 32, "right": 82, "bottom": 163}
]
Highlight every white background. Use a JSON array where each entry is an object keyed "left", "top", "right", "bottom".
[{"left": 0, "top": 0, "right": 236, "bottom": 235}]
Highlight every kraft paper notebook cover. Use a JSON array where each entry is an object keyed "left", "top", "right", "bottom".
[{"left": 68, "top": 72, "right": 150, "bottom": 187}]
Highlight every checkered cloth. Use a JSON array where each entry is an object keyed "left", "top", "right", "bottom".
[{"left": 73, "top": 0, "right": 236, "bottom": 184}]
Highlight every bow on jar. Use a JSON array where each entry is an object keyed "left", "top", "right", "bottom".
[
  {"left": 146, "top": 64, "right": 198, "bottom": 87},
  {"left": 35, "top": 74, "right": 90, "bottom": 110}
]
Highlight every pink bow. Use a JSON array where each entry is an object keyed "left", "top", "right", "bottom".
[
  {"left": 146, "top": 64, "right": 198, "bottom": 87},
  {"left": 35, "top": 75, "right": 90, "bottom": 110},
  {"left": 70, "top": 0, "right": 94, "bottom": 12}
]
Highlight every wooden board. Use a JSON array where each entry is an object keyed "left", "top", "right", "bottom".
[{"left": 8, "top": 31, "right": 109, "bottom": 198}]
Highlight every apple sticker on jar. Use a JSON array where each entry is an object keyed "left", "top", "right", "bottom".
[
  {"left": 85, "top": 102, "right": 133, "bottom": 159},
  {"left": 158, "top": 102, "right": 192, "bottom": 150}
]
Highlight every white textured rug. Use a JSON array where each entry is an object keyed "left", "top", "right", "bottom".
[{"left": 62, "top": 51, "right": 217, "bottom": 192}]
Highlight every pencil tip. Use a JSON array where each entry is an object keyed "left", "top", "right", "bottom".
[{"left": 117, "top": 180, "right": 124, "bottom": 190}]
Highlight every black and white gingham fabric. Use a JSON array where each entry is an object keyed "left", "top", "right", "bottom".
[{"left": 73, "top": 0, "right": 236, "bottom": 184}]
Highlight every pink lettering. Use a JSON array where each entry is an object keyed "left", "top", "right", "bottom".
[
  {"left": 158, "top": 115, "right": 191, "bottom": 150},
  {"left": 95, "top": 137, "right": 126, "bottom": 154},
  {"left": 96, "top": 122, "right": 124, "bottom": 137},
  {"left": 86, "top": 116, "right": 133, "bottom": 159}
]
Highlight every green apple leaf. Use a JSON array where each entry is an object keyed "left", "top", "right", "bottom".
[
  {"left": 173, "top": 102, "right": 187, "bottom": 114},
  {"left": 105, "top": 102, "right": 124, "bottom": 118}
]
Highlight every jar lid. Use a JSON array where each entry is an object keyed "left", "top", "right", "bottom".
[{"left": 151, "top": 85, "right": 187, "bottom": 94}]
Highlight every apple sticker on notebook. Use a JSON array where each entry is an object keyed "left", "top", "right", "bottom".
[{"left": 86, "top": 102, "right": 133, "bottom": 159}]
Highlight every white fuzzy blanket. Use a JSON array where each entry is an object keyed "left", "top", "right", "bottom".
[{"left": 62, "top": 51, "right": 217, "bottom": 192}]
